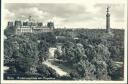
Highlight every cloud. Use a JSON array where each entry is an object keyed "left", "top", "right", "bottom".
[
  {"left": 94, "top": 4, "right": 124, "bottom": 22},
  {"left": 3, "top": 9, "right": 15, "bottom": 29},
  {"left": 51, "top": 17, "right": 66, "bottom": 27},
  {"left": 4, "top": 3, "right": 125, "bottom": 29},
  {"left": 9, "top": 7, "right": 51, "bottom": 21},
  {"left": 5, "top": 9, "right": 15, "bottom": 20}
]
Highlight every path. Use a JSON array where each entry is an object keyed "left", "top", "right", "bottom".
[{"left": 43, "top": 60, "right": 68, "bottom": 76}]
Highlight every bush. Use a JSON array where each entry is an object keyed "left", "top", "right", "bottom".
[
  {"left": 37, "top": 64, "right": 59, "bottom": 78},
  {"left": 70, "top": 71, "right": 80, "bottom": 79}
]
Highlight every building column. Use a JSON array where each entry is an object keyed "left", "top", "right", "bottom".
[{"left": 106, "top": 6, "right": 110, "bottom": 33}]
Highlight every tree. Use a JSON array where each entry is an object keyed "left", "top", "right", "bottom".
[
  {"left": 4, "top": 26, "right": 15, "bottom": 37},
  {"left": 4, "top": 35, "right": 39, "bottom": 74},
  {"left": 37, "top": 64, "right": 59, "bottom": 78},
  {"left": 38, "top": 40, "right": 49, "bottom": 64}
]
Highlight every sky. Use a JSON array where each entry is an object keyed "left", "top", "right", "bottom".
[{"left": 4, "top": 2, "right": 125, "bottom": 29}]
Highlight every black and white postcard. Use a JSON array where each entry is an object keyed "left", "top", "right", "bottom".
[{"left": 1, "top": 0, "right": 127, "bottom": 84}]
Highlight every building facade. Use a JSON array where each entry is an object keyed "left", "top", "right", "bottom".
[{"left": 7, "top": 16, "right": 54, "bottom": 34}]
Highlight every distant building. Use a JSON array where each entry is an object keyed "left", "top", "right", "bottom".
[
  {"left": 7, "top": 21, "right": 14, "bottom": 27},
  {"left": 7, "top": 16, "right": 55, "bottom": 34},
  {"left": 47, "top": 22, "right": 55, "bottom": 29}
]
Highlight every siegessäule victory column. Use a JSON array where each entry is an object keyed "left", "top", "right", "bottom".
[{"left": 106, "top": 6, "right": 111, "bottom": 33}]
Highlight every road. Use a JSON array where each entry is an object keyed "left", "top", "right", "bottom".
[{"left": 43, "top": 60, "right": 68, "bottom": 76}]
